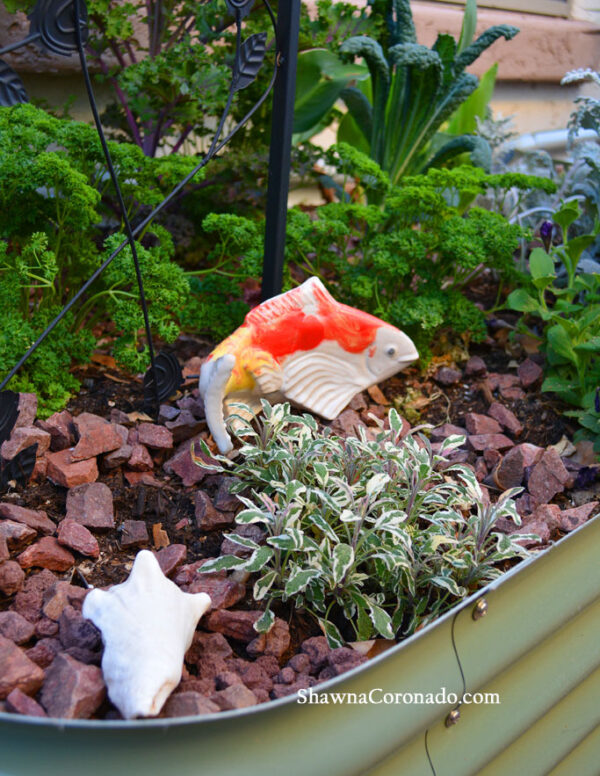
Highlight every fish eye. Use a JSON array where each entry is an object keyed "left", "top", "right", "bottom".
[{"left": 386, "top": 345, "right": 397, "bottom": 357}]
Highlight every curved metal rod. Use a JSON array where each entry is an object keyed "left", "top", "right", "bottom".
[
  {"left": 0, "top": 0, "right": 278, "bottom": 393},
  {"left": 74, "top": 0, "right": 160, "bottom": 412}
]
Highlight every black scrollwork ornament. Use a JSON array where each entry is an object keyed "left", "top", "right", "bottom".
[
  {"left": 28, "top": 0, "right": 88, "bottom": 57},
  {"left": 143, "top": 351, "right": 184, "bottom": 408},
  {"left": 233, "top": 32, "right": 267, "bottom": 92},
  {"left": 0, "top": 391, "right": 20, "bottom": 446},
  {"left": 0, "top": 443, "right": 38, "bottom": 490},
  {"left": 0, "top": 60, "right": 28, "bottom": 106},
  {"left": 226, "top": 0, "right": 255, "bottom": 19}
]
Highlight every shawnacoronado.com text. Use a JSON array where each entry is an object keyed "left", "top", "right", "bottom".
[{"left": 297, "top": 688, "right": 500, "bottom": 705}]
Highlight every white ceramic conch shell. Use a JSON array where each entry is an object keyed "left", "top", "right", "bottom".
[{"left": 82, "top": 550, "right": 211, "bottom": 719}]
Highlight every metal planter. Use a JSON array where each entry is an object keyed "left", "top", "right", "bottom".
[{"left": 1, "top": 513, "right": 599, "bottom": 776}]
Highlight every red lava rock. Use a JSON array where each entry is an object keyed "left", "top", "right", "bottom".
[
  {"left": 0, "top": 636, "right": 45, "bottom": 699},
  {"left": 0, "top": 504, "right": 56, "bottom": 536},
  {"left": 165, "top": 410, "right": 204, "bottom": 444},
  {"left": 531, "top": 504, "right": 562, "bottom": 532},
  {"left": 528, "top": 449, "right": 571, "bottom": 504},
  {"left": 40, "top": 653, "right": 105, "bottom": 719},
  {"left": 36, "top": 410, "right": 75, "bottom": 451},
  {"left": 31, "top": 457, "right": 48, "bottom": 483},
  {"left": 15, "top": 393, "right": 37, "bottom": 429},
  {"left": 162, "top": 691, "right": 219, "bottom": 717},
  {"left": 0, "top": 611, "right": 35, "bottom": 644},
  {"left": 159, "top": 404, "right": 180, "bottom": 423},
  {"left": 71, "top": 413, "right": 123, "bottom": 461},
  {"left": 500, "top": 385, "right": 526, "bottom": 401},
  {"left": 301, "top": 636, "right": 332, "bottom": 671},
  {"left": 0, "top": 562, "right": 26, "bottom": 596},
  {"left": 213, "top": 477, "right": 242, "bottom": 512},
  {"left": 42, "top": 582, "right": 87, "bottom": 619},
  {"left": 127, "top": 443, "right": 154, "bottom": 472},
  {"left": 515, "top": 493, "right": 535, "bottom": 517},
  {"left": 57, "top": 519, "right": 99, "bottom": 558},
  {"left": 518, "top": 358, "right": 544, "bottom": 388},
  {"left": 275, "top": 667, "right": 295, "bottom": 685},
  {"left": 35, "top": 618, "right": 59, "bottom": 638},
  {"left": 348, "top": 393, "right": 368, "bottom": 413},
  {"left": 464, "top": 356, "right": 487, "bottom": 377},
  {"left": 124, "top": 472, "right": 163, "bottom": 488},
  {"left": 10, "top": 570, "right": 56, "bottom": 622},
  {"left": 6, "top": 687, "right": 47, "bottom": 717},
  {"left": 205, "top": 610, "right": 261, "bottom": 642},
  {"left": 493, "top": 446, "right": 529, "bottom": 489},
  {"left": 322, "top": 647, "right": 367, "bottom": 677},
  {"left": 488, "top": 403, "right": 523, "bottom": 436},
  {"left": 137, "top": 423, "right": 174, "bottom": 450},
  {"left": 220, "top": 524, "right": 265, "bottom": 558},
  {"left": 215, "top": 670, "right": 243, "bottom": 690},
  {"left": 247, "top": 618, "right": 290, "bottom": 659},
  {"left": 46, "top": 449, "right": 98, "bottom": 488},
  {"left": 187, "top": 631, "right": 233, "bottom": 664},
  {"left": 103, "top": 440, "right": 133, "bottom": 469},
  {"left": 26, "top": 638, "right": 61, "bottom": 669},
  {"left": 488, "top": 373, "right": 519, "bottom": 391},
  {"left": 176, "top": 394, "right": 205, "bottom": 417},
  {"left": 187, "top": 575, "right": 245, "bottom": 610},
  {"left": 431, "top": 423, "right": 465, "bottom": 440},
  {"left": 475, "top": 458, "right": 488, "bottom": 482},
  {"left": 271, "top": 675, "right": 316, "bottom": 699},
  {"left": 182, "top": 357, "right": 204, "bottom": 379},
  {"left": 211, "top": 683, "right": 257, "bottom": 710},
  {"left": 434, "top": 367, "right": 462, "bottom": 386},
  {"left": 156, "top": 544, "right": 187, "bottom": 577},
  {"left": 511, "top": 519, "right": 550, "bottom": 547},
  {"left": 0, "top": 520, "right": 37, "bottom": 551},
  {"left": 195, "top": 491, "right": 234, "bottom": 531},
  {"left": 329, "top": 409, "right": 363, "bottom": 438},
  {"left": 558, "top": 502, "right": 599, "bottom": 532},
  {"left": 18, "top": 537, "right": 75, "bottom": 572},
  {"left": 288, "top": 654, "right": 310, "bottom": 673},
  {"left": 468, "top": 434, "right": 514, "bottom": 452},
  {"left": 163, "top": 436, "right": 211, "bottom": 487},
  {"left": 66, "top": 482, "right": 114, "bottom": 530},
  {"left": 0, "top": 534, "right": 7, "bottom": 562},
  {"left": 483, "top": 449, "right": 502, "bottom": 470},
  {"left": 464, "top": 413, "right": 502, "bottom": 436},
  {"left": 58, "top": 605, "right": 101, "bottom": 651},
  {"left": 1, "top": 426, "right": 51, "bottom": 460},
  {"left": 120, "top": 519, "right": 149, "bottom": 548}
]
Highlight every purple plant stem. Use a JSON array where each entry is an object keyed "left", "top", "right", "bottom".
[
  {"left": 171, "top": 124, "right": 194, "bottom": 154},
  {"left": 91, "top": 50, "right": 144, "bottom": 149}
]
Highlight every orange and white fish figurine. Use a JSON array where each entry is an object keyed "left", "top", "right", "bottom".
[{"left": 199, "top": 277, "right": 418, "bottom": 454}]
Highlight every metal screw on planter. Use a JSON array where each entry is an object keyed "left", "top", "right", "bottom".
[
  {"left": 0, "top": 0, "right": 296, "bottom": 432},
  {"left": 472, "top": 598, "right": 489, "bottom": 620}
]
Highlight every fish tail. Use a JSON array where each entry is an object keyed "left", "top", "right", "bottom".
[{"left": 199, "top": 354, "right": 236, "bottom": 455}]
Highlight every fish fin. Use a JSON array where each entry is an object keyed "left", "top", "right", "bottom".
[
  {"left": 245, "top": 277, "right": 334, "bottom": 328},
  {"left": 239, "top": 349, "right": 283, "bottom": 394},
  {"left": 282, "top": 349, "right": 366, "bottom": 420},
  {"left": 200, "top": 355, "right": 236, "bottom": 454}
]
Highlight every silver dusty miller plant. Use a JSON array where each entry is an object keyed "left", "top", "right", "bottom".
[{"left": 193, "top": 401, "right": 533, "bottom": 647}]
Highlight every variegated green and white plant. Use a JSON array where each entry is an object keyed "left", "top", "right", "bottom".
[{"left": 193, "top": 401, "right": 534, "bottom": 647}]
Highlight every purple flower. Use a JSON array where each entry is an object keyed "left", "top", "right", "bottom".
[
  {"left": 595, "top": 386, "right": 600, "bottom": 414},
  {"left": 540, "top": 221, "right": 554, "bottom": 252}
]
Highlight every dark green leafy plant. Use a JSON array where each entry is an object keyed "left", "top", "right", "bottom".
[
  {"left": 293, "top": 0, "right": 518, "bottom": 183},
  {"left": 0, "top": 104, "right": 193, "bottom": 407},
  {"left": 507, "top": 201, "right": 600, "bottom": 451},
  {"left": 194, "top": 401, "right": 531, "bottom": 645},
  {"left": 288, "top": 150, "right": 554, "bottom": 357}
]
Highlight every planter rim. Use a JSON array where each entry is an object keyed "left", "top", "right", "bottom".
[{"left": 2, "top": 512, "right": 598, "bottom": 730}]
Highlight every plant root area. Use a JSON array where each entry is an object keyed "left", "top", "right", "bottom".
[{"left": 0, "top": 323, "right": 598, "bottom": 721}]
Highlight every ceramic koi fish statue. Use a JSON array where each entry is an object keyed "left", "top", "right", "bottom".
[
  {"left": 199, "top": 276, "right": 418, "bottom": 454},
  {"left": 82, "top": 550, "right": 211, "bottom": 719}
]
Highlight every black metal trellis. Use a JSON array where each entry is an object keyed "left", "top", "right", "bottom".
[{"left": 0, "top": 0, "right": 301, "bottom": 487}]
